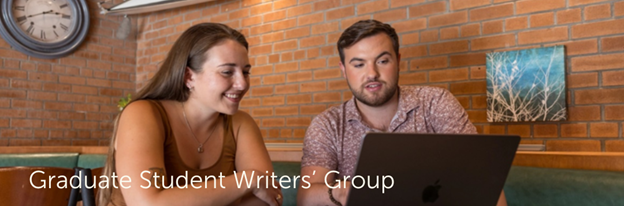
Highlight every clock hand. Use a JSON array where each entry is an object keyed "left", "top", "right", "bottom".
[{"left": 27, "top": 10, "right": 54, "bottom": 18}]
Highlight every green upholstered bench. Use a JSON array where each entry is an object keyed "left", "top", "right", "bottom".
[
  {"left": 270, "top": 162, "right": 624, "bottom": 206},
  {"left": 0, "top": 153, "right": 80, "bottom": 168},
  {"left": 504, "top": 166, "right": 624, "bottom": 206}
]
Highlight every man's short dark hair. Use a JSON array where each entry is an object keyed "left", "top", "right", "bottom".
[{"left": 337, "top": 19, "right": 399, "bottom": 64}]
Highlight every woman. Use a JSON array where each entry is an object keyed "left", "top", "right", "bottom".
[{"left": 98, "top": 23, "right": 282, "bottom": 206}]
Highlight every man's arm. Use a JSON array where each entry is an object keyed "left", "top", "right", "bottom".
[{"left": 298, "top": 166, "right": 350, "bottom": 206}]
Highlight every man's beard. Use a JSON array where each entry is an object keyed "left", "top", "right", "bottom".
[{"left": 348, "top": 80, "right": 398, "bottom": 107}]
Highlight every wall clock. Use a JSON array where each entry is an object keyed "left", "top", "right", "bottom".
[{"left": 0, "top": 0, "right": 89, "bottom": 59}]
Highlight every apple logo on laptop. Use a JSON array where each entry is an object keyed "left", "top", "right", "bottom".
[{"left": 422, "top": 179, "right": 441, "bottom": 203}]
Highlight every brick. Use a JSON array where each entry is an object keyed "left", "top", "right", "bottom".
[
  {"left": 262, "top": 96, "right": 284, "bottom": 106},
  {"left": 572, "top": 19, "right": 624, "bottom": 39},
  {"left": 252, "top": 108, "right": 273, "bottom": 117},
  {"left": 314, "top": 68, "right": 342, "bottom": 80},
  {"left": 429, "top": 11, "right": 467, "bottom": 28},
  {"left": 471, "top": 34, "right": 516, "bottom": 51},
  {"left": 392, "top": 18, "right": 427, "bottom": 33},
  {"left": 556, "top": 9, "right": 581, "bottom": 25},
  {"left": 517, "top": 0, "right": 565, "bottom": 15},
  {"left": 10, "top": 139, "right": 41, "bottom": 146},
  {"left": 450, "top": 81, "right": 486, "bottom": 95},
  {"left": 482, "top": 125, "right": 505, "bottom": 134},
  {"left": 312, "top": 22, "right": 340, "bottom": 35},
  {"left": 241, "top": 98, "right": 261, "bottom": 107},
  {"left": 298, "top": 13, "right": 324, "bottom": 26},
  {"left": 568, "top": 105, "right": 601, "bottom": 121},
  {"left": 400, "top": 45, "right": 427, "bottom": 58},
  {"left": 440, "top": 27, "right": 459, "bottom": 40},
  {"left": 264, "top": 10, "right": 286, "bottom": 23},
  {"left": 420, "top": 30, "right": 439, "bottom": 43},
  {"left": 409, "top": 2, "right": 446, "bottom": 18},
  {"left": 606, "top": 140, "right": 624, "bottom": 152},
  {"left": 250, "top": 3, "right": 271, "bottom": 15},
  {"left": 605, "top": 105, "right": 624, "bottom": 120},
  {"left": 603, "top": 70, "right": 624, "bottom": 86},
  {"left": 601, "top": 36, "right": 624, "bottom": 52},
  {"left": 262, "top": 31, "right": 284, "bottom": 44},
  {"left": 275, "top": 84, "right": 299, "bottom": 94},
  {"left": 569, "top": 0, "right": 610, "bottom": 6},
  {"left": 617, "top": 1, "right": 624, "bottom": 16},
  {"left": 275, "top": 62, "right": 298, "bottom": 73},
  {"left": 590, "top": 123, "right": 619, "bottom": 138},
  {"left": 470, "top": 3, "right": 514, "bottom": 22},
  {"left": 430, "top": 68, "right": 469, "bottom": 82},
  {"left": 469, "top": 66, "right": 486, "bottom": 80},
  {"left": 287, "top": 94, "right": 312, "bottom": 104},
  {"left": 430, "top": 40, "right": 469, "bottom": 55},
  {"left": 300, "top": 36, "right": 325, "bottom": 48},
  {"left": 530, "top": 12, "right": 554, "bottom": 28},
  {"left": 251, "top": 86, "right": 273, "bottom": 97},
  {"left": 328, "top": 80, "right": 348, "bottom": 90},
  {"left": 301, "top": 82, "right": 326, "bottom": 92},
  {"left": 398, "top": 72, "right": 427, "bottom": 85},
  {"left": 467, "top": 110, "right": 487, "bottom": 123},
  {"left": 11, "top": 80, "right": 41, "bottom": 90},
  {"left": 482, "top": 20, "right": 503, "bottom": 34},
  {"left": 373, "top": 8, "right": 407, "bottom": 23},
  {"left": 571, "top": 53, "right": 624, "bottom": 72},
  {"left": 584, "top": 4, "right": 611, "bottom": 21},
  {"left": 568, "top": 72, "right": 598, "bottom": 88},
  {"left": 275, "top": 106, "right": 298, "bottom": 116},
  {"left": 410, "top": 56, "right": 448, "bottom": 70},
  {"left": 287, "top": 71, "right": 312, "bottom": 83},
  {"left": 545, "top": 39, "right": 598, "bottom": 56},
  {"left": 546, "top": 140, "right": 600, "bottom": 152},
  {"left": 461, "top": 24, "right": 480, "bottom": 37},
  {"left": 508, "top": 125, "right": 531, "bottom": 138},
  {"left": 326, "top": 7, "right": 354, "bottom": 21},
  {"left": 450, "top": 53, "right": 486, "bottom": 67},
  {"left": 286, "top": 117, "right": 311, "bottom": 127},
  {"left": 289, "top": 4, "right": 313, "bottom": 17},
  {"left": 285, "top": 27, "right": 310, "bottom": 40},
  {"left": 450, "top": 0, "right": 490, "bottom": 10},
  {"left": 313, "top": 92, "right": 342, "bottom": 103},
  {"left": 0, "top": 89, "right": 26, "bottom": 98},
  {"left": 399, "top": 33, "right": 419, "bottom": 45},
  {"left": 250, "top": 24, "right": 272, "bottom": 36},
  {"left": 519, "top": 27, "right": 569, "bottom": 45},
  {"left": 263, "top": 74, "right": 286, "bottom": 85},
  {"left": 0, "top": 69, "right": 28, "bottom": 79},
  {"left": 561, "top": 123, "right": 588, "bottom": 138},
  {"left": 274, "top": 40, "right": 298, "bottom": 52},
  {"left": 357, "top": 0, "right": 389, "bottom": 14},
  {"left": 301, "top": 105, "right": 327, "bottom": 115},
  {"left": 273, "top": 19, "right": 297, "bottom": 30},
  {"left": 262, "top": 118, "right": 285, "bottom": 127},
  {"left": 249, "top": 45, "right": 272, "bottom": 55},
  {"left": 301, "top": 59, "right": 326, "bottom": 70},
  {"left": 391, "top": 0, "right": 425, "bottom": 8},
  {"left": 534, "top": 124, "right": 558, "bottom": 138},
  {"left": 468, "top": 95, "right": 485, "bottom": 109},
  {"left": 11, "top": 119, "right": 42, "bottom": 128},
  {"left": 274, "top": 0, "right": 296, "bottom": 10}
]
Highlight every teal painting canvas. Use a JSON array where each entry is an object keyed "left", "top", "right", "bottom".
[{"left": 486, "top": 46, "right": 567, "bottom": 122}]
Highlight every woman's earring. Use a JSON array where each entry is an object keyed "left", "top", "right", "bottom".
[{"left": 187, "top": 84, "right": 194, "bottom": 91}]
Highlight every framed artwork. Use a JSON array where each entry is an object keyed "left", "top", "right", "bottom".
[{"left": 486, "top": 45, "right": 566, "bottom": 122}]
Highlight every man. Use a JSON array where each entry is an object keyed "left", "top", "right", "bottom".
[{"left": 296, "top": 19, "right": 507, "bottom": 206}]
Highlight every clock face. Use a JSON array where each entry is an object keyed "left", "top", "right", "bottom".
[
  {"left": 0, "top": 0, "right": 89, "bottom": 59},
  {"left": 11, "top": 0, "right": 76, "bottom": 44}
]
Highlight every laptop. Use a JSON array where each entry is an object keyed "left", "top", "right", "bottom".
[{"left": 345, "top": 133, "right": 520, "bottom": 206}]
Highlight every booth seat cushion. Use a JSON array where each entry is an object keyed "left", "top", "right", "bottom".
[
  {"left": 77, "top": 154, "right": 107, "bottom": 169},
  {"left": 272, "top": 162, "right": 301, "bottom": 206},
  {"left": 504, "top": 166, "right": 624, "bottom": 206},
  {"left": 0, "top": 153, "right": 79, "bottom": 168}
]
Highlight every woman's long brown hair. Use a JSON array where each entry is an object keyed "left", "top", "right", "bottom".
[{"left": 97, "top": 22, "right": 248, "bottom": 206}]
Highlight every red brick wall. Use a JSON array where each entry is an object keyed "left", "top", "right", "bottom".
[
  {"left": 134, "top": 0, "right": 624, "bottom": 152},
  {"left": 0, "top": 1, "right": 135, "bottom": 146}
]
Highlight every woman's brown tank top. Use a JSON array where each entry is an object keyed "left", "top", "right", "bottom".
[{"left": 110, "top": 100, "right": 237, "bottom": 205}]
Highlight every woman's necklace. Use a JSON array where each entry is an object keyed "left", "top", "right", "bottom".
[{"left": 182, "top": 102, "right": 216, "bottom": 153}]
